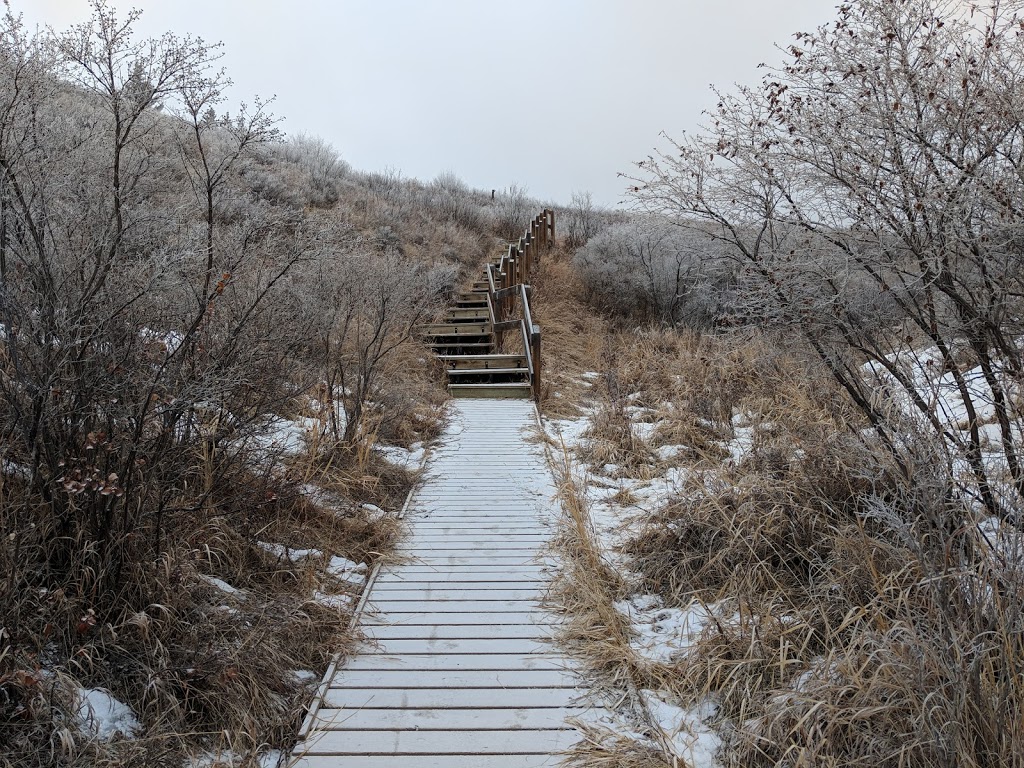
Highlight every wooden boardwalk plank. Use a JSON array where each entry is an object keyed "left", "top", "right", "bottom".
[
  {"left": 360, "top": 612, "right": 550, "bottom": 625},
  {"left": 362, "top": 624, "right": 554, "bottom": 640},
  {"left": 313, "top": 706, "right": 588, "bottom": 731},
  {"left": 361, "top": 638, "right": 554, "bottom": 655},
  {"left": 343, "top": 653, "right": 572, "bottom": 671},
  {"left": 322, "top": 687, "right": 581, "bottom": 709},
  {"left": 368, "top": 599, "right": 543, "bottom": 613},
  {"left": 299, "top": 728, "right": 578, "bottom": 755},
  {"left": 376, "top": 565, "right": 557, "bottom": 577},
  {"left": 292, "top": 399, "right": 581, "bottom": 766},
  {"left": 294, "top": 754, "right": 564, "bottom": 767},
  {"left": 368, "top": 593, "right": 544, "bottom": 606}
]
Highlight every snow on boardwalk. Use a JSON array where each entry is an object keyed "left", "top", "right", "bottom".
[{"left": 291, "top": 399, "right": 585, "bottom": 767}]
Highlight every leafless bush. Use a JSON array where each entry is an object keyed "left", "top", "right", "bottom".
[
  {"left": 630, "top": 0, "right": 1024, "bottom": 519},
  {"left": 0, "top": 5, "right": 423, "bottom": 765},
  {"left": 309, "top": 245, "right": 455, "bottom": 448},
  {"left": 273, "top": 133, "right": 350, "bottom": 208},
  {"left": 562, "top": 190, "right": 603, "bottom": 250},
  {"left": 492, "top": 182, "right": 534, "bottom": 241},
  {"left": 574, "top": 218, "right": 733, "bottom": 328}
]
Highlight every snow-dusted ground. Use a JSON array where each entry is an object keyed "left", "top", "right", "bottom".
[
  {"left": 543, "top": 374, "right": 742, "bottom": 767},
  {"left": 546, "top": 342, "right": 1024, "bottom": 766},
  {"left": 76, "top": 687, "right": 141, "bottom": 740},
  {"left": 375, "top": 441, "right": 427, "bottom": 471},
  {"left": 864, "top": 345, "right": 1021, "bottom": 509}
]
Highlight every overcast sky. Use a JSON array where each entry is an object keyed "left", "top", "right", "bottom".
[{"left": 16, "top": 1, "right": 835, "bottom": 207}]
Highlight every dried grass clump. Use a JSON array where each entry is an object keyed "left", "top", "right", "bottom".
[
  {"left": 625, "top": 427, "right": 883, "bottom": 601},
  {"left": 0, "top": 453, "right": 404, "bottom": 767},
  {"left": 561, "top": 722, "right": 670, "bottom": 768},
  {"left": 547, "top": 449, "right": 638, "bottom": 691},
  {"left": 619, "top": 337, "right": 1024, "bottom": 766},
  {"left": 579, "top": 400, "right": 660, "bottom": 477},
  {"left": 531, "top": 248, "right": 609, "bottom": 418}
]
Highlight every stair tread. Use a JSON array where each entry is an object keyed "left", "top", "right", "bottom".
[
  {"left": 436, "top": 355, "right": 527, "bottom": 361},
  {"left": 446, "top": 368, "right": 530, "bottom": 376},
  {"left": 449, "top": 382, "right": 531, "bottom": 388},
  {"left": 429, "top": 343, "right": 494, "bottom": 349}
]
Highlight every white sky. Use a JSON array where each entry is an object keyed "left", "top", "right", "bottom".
[{"left": 15, "top": 1, "right": 835, "bottom": 206}]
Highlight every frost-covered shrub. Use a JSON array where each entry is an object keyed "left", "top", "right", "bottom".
[
  {"left": 573, "top": 219, "right": 732, "bottom": 328},
  {"left": 421, "top": 171, "right": 488, "bottom": 231},
  {"left": 492, "top": 183, "right": 534, "bottom": 241}
]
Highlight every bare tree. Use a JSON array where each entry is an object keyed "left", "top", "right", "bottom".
[
  {"left": 178, "top": 67, "right": 280, "bottom": 301},
  {"left": 564, "top": 190, "right": 600, "bottom": 250},
  {"left": 0, "top": 1, "right": 308, "bottom": 595},
  {"left": 574, "top": 218, "right": 730, "bottom": 328},
  {"left": 629, "top": 0, "right": 1024, "bottom": 517},
  {"left": 314, "top": 245, "right": 454, "bottom": 447},
  {"left": 493, "top": 182, "right": 533, "bottom": 241}
]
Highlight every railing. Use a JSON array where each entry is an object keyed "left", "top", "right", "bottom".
[{"left": 485, "top": 209, "right": 554, "bottom": 402}]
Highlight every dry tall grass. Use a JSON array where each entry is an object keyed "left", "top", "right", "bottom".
[
  {"left": 539, "top": 279, "right": 1024, "bottom": 767},
  {"left": 531, "top": 248, "right": 609, "bottom": 418},
  {"left": 0, "top": 394, "right": 436, "bottom": 768}
]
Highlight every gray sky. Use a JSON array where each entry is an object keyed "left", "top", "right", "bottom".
[{"left": 17, "top": 1, "right": 835, "bottom": 207}]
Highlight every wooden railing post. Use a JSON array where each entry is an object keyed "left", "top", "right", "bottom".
[
  {"left": 523, "top": 234, "right": 531, "bottom": 284},
  {"left": 531, "top": 326, "right": 542, "bottom": 403},
  {"left": 548, "top": 208, "right": 555, "bottom": 247}
]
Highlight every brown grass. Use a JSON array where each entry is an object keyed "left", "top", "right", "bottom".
[
  {"left": 551, "top": 323, "right": 1024, "bottom": 767},
  {"left": 531, "top": 247, "right": 609, "bottom": 418},
  {"left": 0, "top": 398, "right": 435, "bottom": 767}
]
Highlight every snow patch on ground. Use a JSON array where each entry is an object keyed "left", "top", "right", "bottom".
[
  {"left": 2, "top": 458, "right": 31, "bottom": 480},
  {"left": 328, "top": 556, "right": 368, "bottom": 586},
  {"left": 361, "top": 502, "right": 387, "bottom": 520},
  {"left": 251, "top": 415, "right": 315, "bottom": 458},
  {"left": 76, "top": 687, "right": 140, "bottom": 740},
  {"left": 257, "top": 542, "right": 322, "bottom": 561},
  {"left": 313, "top": 591, "right": 353, "bottom": 610},
  {"left": 642, "top": 691, "right": 722, "bottom": 767},
  {"left": 616, "top": 595, "right": 724, "bottom": 663},
  {"left": 199, "top": 575, "right": 243, "bottom": 596},
  {"left": 287, "top": 669, "right": 318, "bottom": 685},
  {"left": 376, "top": 441, "right": 426, "bottom": 470}
]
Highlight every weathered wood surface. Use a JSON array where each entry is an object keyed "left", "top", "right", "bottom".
[{"left": 291, "top": 399, "right": 583, "bottom": 765}]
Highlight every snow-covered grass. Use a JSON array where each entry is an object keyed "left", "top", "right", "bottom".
[
  {"left": 375, "top": 441, "right": 426, "bottom": 471},
  {"left": 549, "top": 327, "right": 1024, "bottom": 767},
  {"left": 76, "top": 688, "right": 140, "bottom": 741},
  {"left": 642, "top": 692, "right": 721, "bottom": 768},
  {"left": 615, "top": 594, "right": 727, "bottom": 664}
]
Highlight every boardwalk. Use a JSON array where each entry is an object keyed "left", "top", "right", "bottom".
[{"left": 291, "top": 399, "right": 585, "bottom": 767}]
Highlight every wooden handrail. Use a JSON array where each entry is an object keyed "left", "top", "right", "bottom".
[
  {"left": 479, "top": 208, "right": 554, "bottom": 403},
  {"left": 520, "top": 319, "right": 533, "bottom": 377}
]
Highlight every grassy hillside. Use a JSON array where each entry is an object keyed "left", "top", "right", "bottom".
[{"left": 0, "top": 4, "right": 546, "bottom": 766}]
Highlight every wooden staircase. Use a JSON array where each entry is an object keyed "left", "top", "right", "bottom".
[{"left": 419, "top": 209, "right": 554, "bottom": 401}]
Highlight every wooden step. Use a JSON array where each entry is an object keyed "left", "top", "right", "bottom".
[
  {"left": 429, "top": 341, "right": 494, "bottom": 352},
  {"left": 418, "top": 322, "right": 491, "bottom": 337},
  {"left": 438, "top": 354, "right": 528, "bottom": 370},
  {"left": 446, "top": 368, "right": 529, "bottom": 377},
  {"left": 446, "top": 308, "right": 491, "bottom": 322},
  {"left": 446, "top": 371, "right": 530, "bottom": 387},
  {"left": 448, "top": 383, "right": 533, "bottom": 399}
]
